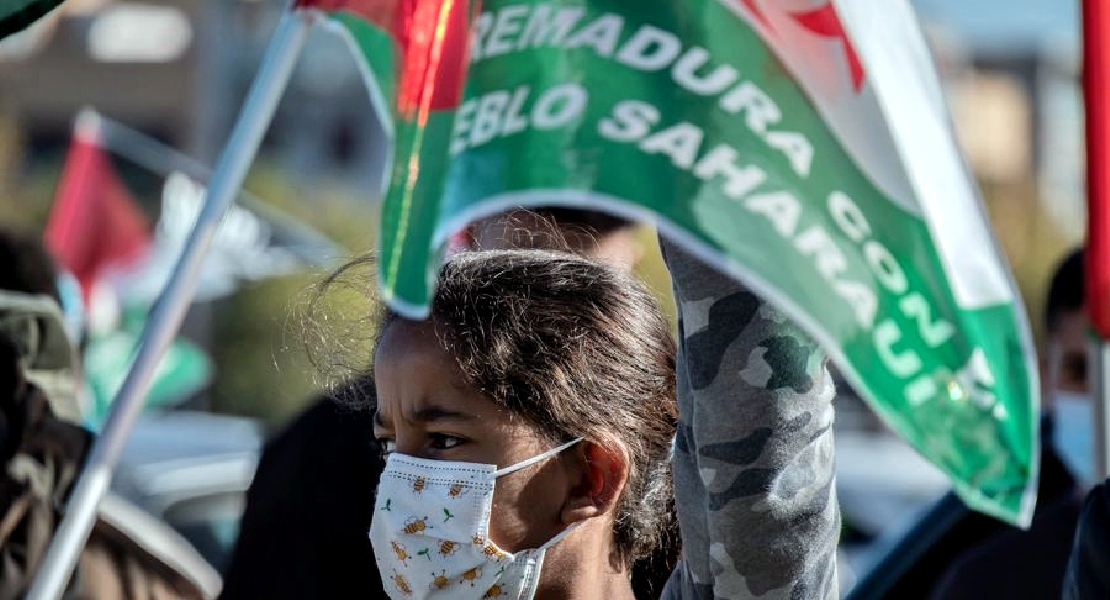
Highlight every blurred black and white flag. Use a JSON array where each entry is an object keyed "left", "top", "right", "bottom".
[{"left": 117, "top": 171, "right": 342, "bottom": 303}]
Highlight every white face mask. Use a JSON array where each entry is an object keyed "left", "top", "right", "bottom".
[
  {"left": 1053, "top": 391, "right": 1096, "bottom": 488},
  {"left": 370, "top": 439, "right": 581, "bottom": 600}
]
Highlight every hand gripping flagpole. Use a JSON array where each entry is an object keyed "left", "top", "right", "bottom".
[{"left": 26, "top": 9, "right": 314, "bottom": 600}]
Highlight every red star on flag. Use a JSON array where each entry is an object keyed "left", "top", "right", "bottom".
[{"left": 790, "top": 2, "right": 865, "bottom": 92}]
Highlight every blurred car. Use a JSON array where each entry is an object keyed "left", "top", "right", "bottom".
[
  {"left": 110, "top": 410, "right": 264, "bottom": 574},
  {"left": 834, "top": 430, "right": 951, "bottom": 594}
]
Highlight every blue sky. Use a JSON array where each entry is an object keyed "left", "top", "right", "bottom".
[{"left": 911, "top": 0, "right": 1079, "bottom": 56}]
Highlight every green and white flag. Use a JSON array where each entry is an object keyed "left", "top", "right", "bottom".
[{"left": 323, "top": 0, "right": 1039, "bottom": 525}]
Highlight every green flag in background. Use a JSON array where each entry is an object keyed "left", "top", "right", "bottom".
[
  {"left": 0, "top": 0, "right": 64, "bottom": 39},
  {"left": 309, "top": 0, "right": 1040, "bottom": 526},
  {"left": 83, "top": 329, "right": 213, "bottom": 429}
]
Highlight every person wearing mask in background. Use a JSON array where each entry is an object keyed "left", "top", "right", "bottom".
[
  {"left": 0, "top": 226, "right": 219, "bottom": 600},
  {"left": 930, "top": 247, "right": 1088, "bottom": 599},
  {"left": 1064, "top": 250, "right": 1110, "bottom": 598},
  {"left": 219, "top": 208, "right": 671, "bottom": 600}
]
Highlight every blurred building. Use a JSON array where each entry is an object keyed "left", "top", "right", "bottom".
[
  {"left": 0, "top": 0, "right": 203, "bottom": 159},
  {"left": 948, "top": 49, "right": 1082, "bottom": 238},
  {"left": 0, "top": 0, "right": 1082, "bottom": 212},
  {"left": 917, "top": 0, "right": 1084, "bottom": 240}
]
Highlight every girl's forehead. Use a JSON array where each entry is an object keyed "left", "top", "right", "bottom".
[
  {"left": 372, "top": 382, "right": 532, "bottom": 448},
  {"left": 376, "top": 317, "right": 439, "bottom": 356},
  {"left": 374, "top": 323, "right": 502, "bottom": 424},
  {"left": 375, "top": 322, "right": 461, "bottom": 384}
]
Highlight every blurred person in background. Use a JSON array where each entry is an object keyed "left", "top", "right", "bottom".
[
  {"left": 929, "top": 247, "right": 1087, "bottom": 599},
  {"left": 1061, "top": 279, "right": 1110, "bottom": 597},
  {"left": 218, "top": 208, "right": 674, "bottom": 600},
  {"left": 0, "top": 227, "right": 219, "bottom": 600}
]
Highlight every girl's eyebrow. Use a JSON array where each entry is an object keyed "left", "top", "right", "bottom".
[
  {"left": 374, "top": 405, "right": 475, "bottom": 428},
  {"left": 411, "top": 405, "right": 475, "bottom": 423}
]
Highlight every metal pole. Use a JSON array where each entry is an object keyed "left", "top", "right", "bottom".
[
  {"left": 1090, "top": 339, "right": 1110, "bottom": 482},
  {"left": 80, "top": 109, "right": 336, "bottom": 254},
  {"left": 24, "top": 11, "right": 314, "bottom": 600}
]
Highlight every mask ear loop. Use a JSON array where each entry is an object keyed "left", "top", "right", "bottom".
[{"left": 493, "top": 438, "right": 582, "bottom": 478}]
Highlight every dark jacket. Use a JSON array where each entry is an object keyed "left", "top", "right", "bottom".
[
  {"left": 928, "top": 421, "right": 1083, "bottom": 600},
  {"left": 0, "top": 335, "right": 217, "bottom": 600},
  {"left": 218, "top": 387, "right": 384, "bottom": 600},
  {"left": 1063, "top": 480, "right": 1110, "bottom": 599}
]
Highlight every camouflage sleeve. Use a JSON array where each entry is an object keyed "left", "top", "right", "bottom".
[{"left": 659, "top": 240, "right": 840, "bottom": 600}]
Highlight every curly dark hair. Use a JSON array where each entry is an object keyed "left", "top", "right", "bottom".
[{"left": 376, "top": 249, "right": 678, "bottom": 567}]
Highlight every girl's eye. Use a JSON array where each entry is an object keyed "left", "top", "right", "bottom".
[{"left": 429, "top": 434, "right": 464, "bottom": 451}]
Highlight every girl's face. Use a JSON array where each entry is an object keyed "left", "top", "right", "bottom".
[{"left": 372, "top": 319, "right": 573, "bottom": 553}]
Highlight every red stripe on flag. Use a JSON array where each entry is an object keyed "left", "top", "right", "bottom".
[
  {"left": 294, "top": 0, "right": 471, "bottom": 118},
  {"left": 44, "top": 134, "right": 151, "bottom": 302},
  {"left": 1086, "top": 0, "right": 1110, "bottom": 338},
  {"left": 395, "top": 0, "right": 471, "bottom": 120}
]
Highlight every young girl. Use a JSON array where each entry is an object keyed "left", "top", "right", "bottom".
[{"left": 370, "top": 241, "right": 839, "bottom": 599}]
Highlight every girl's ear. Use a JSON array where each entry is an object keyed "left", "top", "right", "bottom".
[
  {"left": 595, "top": 229, "right": 644, "bottom": 272},
  {"left": 559, "top": 440, "right": 630, "bottom": 527},
  {"left": 460, "top": 222, "right": 479, "bottom": 250}
]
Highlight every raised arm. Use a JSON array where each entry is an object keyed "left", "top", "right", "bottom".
[{"left": 660, "top": 240, "right": 840, "bottom": 599}]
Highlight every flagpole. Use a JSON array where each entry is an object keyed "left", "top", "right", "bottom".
[
  {"left": 1084, "top": 0, "right": 1110, "bottom": 485},
  {"left": 79, "top": 109, "right": 282, "bottom": 213},
  {"left": 25, "top": 10, "right": 314, "bottom": 600}
]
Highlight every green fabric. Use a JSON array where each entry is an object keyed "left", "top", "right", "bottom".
[
  {"left": 329, "top": 0, "right": 1037, "bottom": 526},
  {"left": 83, "top": 330, "right": 212, "bottom": 428},
  {"left": 329, "top": 11, "right": 397, "bottom": 138}
]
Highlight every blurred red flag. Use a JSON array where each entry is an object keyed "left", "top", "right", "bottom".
[{"left": 45, "top": 128, "right": 150, "bottom": 301}]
